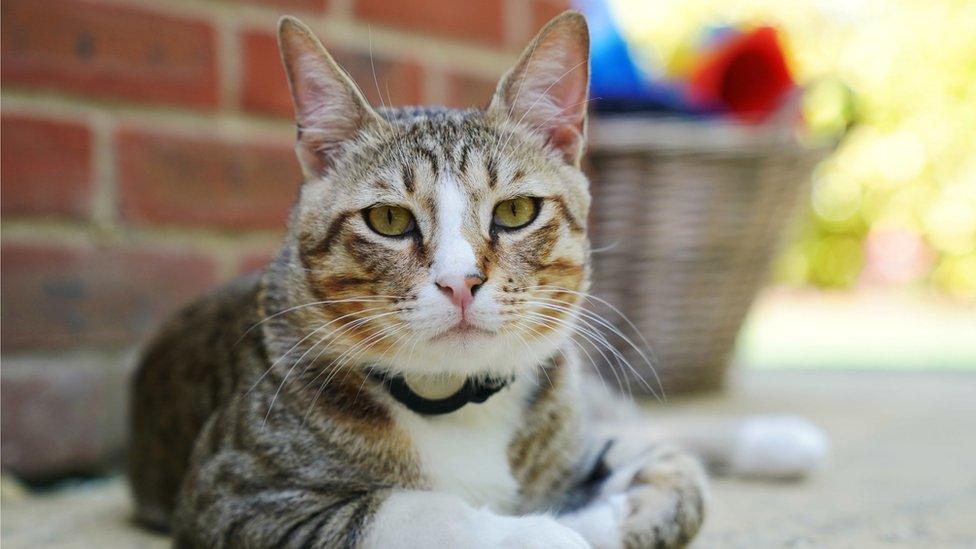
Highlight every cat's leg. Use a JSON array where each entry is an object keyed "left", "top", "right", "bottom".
[
  {"left": 172, "top": 449, "right": 380, "bottom": 548},
  {"left": 174, "top": 449, "right": 588, "bottom": 549},
  {"left": 559, "top": 442, "right": 707, "bottom": 549},
  {"left": 580, "top": 372, "right": 827, "bottom": 480},
  {"left": 604, "top": 415, "right": 828, "bottom": 480},
  {"left": 611, "top": 444, "right": 707, "bottom": 548},
  {"left": 362, "top": 491, "right": 589, "bottom": 549}
]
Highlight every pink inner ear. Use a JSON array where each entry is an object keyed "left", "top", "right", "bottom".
[
  {"left": 550, "top": 124, "right": 581, "bottom": 152},
  {"left": 291, "top": 55, "right": 340, "bottom": 127},
  {"left": 293, "top": 70, "right": 322, "bottom": 121},
  {"left": 285, "top": 52, "right": 369, "bottom": 174},
  {"left": 518, "top": 49, "right": 588, "bottom": 163},
  {"left": 279, "top": 20, "right": 383, "bottom": 177},
  {"left": 550, "top": 62, "right": 588, "bottom": 128},
  {"left": 505, "top": 30, "right": 588, "bottom": 160}
]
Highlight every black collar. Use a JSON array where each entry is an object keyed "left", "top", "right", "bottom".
[{"left": 370, "top": 372, "right": 512, "bottom": 416}]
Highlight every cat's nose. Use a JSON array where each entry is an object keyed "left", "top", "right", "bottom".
[{"left": 435, "top": 274, "right": 485, "bottom": 309}]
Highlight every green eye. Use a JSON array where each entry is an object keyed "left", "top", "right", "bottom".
[
  {"left": 493, "top": 197, "right": 538, "bottom": 230},
  {"left": 366, "top": 205, "right": 415, "bottom": 236}
]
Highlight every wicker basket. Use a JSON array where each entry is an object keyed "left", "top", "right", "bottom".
[{"left": 585, "top": 115, "right": 825, "bottom": 395}]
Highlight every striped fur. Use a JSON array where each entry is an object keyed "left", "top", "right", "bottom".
[{"left": 129, "top": 12, "right": 705, "bottom": 548}]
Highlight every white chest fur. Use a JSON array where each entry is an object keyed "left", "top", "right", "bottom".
[{"left": 392, "top": 377, "right": 532, "bottom": 514}]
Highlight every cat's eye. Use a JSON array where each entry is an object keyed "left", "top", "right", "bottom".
[
  {"left": 493, "top": 197, "right": 539, "bottom": 230},
  {"left": 366, "top": 205, "right": 416, "bottom": 237}
]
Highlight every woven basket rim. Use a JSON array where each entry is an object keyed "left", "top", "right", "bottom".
[{"left": 588, "top": 115, "right": 819, "bottom": 155}]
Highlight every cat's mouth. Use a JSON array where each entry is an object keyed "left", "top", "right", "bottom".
[{"left": 430, "top": 321, "right": 493, "bottom": 343}]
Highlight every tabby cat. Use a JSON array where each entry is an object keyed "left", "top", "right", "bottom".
[{"left": 130, "top": 11, "right": 727, "bottom": 548}]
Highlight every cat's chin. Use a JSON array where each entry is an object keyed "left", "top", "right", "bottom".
[
  {"left": 374, "top": 317, "right": 570, "bottom": 379},
  {"left": 380, "top": 331, "right": 523, "bottom": 379},
  {"left": 428, "top": 323, "right": 494, "bottom": 345}
]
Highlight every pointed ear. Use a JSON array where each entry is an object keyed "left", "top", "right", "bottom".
[
  {"left": 278, "top": 16, "right": 384, "bottom": 178},
  {"left": 489, "top": 11, "right": 590, "bottom": 166}
]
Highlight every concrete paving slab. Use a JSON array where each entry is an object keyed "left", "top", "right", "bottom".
[{"left": 2, "top": 370, "right": 974, "bottom": 548}]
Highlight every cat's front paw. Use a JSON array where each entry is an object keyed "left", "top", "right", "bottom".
[
  {"left": 497, "top": 516, "right": 591, "bottom": 549},
  {"left": 612, "top": 446, "right": 707, "bottom": 548}
]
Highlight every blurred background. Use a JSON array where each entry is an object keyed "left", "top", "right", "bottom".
[{"left": 1, "top": 0, "right": 974, "bottom": 546}]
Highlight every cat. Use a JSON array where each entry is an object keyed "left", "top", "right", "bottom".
[{"left": 129, "top": 11, "right": 823, "bottom": 548}]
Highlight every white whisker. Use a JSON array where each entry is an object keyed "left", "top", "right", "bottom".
[
  {"left": 262, "top": 309, "right": 401, "bottom": 423},
  {"left": 244, "top": 304, "right": 395, "bottom": 400},
  {"left": 519, "top": 308, "right": 644, "bottom": 399},
  {"left": 524, "top": 308, "right": 646, "bottom": 398},
  {"left": 235, "top": 296, "right": 398, "bottom": 346},
  {"left": 523, "top": 286, "right": 666, "bottom": 401},
  {"left": 302, "top": 323, "right": 408, "bottom": 423},
  {"left": 368, "top": 28, "right": 388, "bottom": 111}
]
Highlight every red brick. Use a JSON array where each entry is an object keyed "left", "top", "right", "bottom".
[
  {"left": 332, "top": 49, "right": 424, "bottom": 109},
  {"left": 0, "top": 243, "right": 218, "bottom": 351},
  {"left": 1, "top": 114, "right": 93, "bottom": 219},
  {"left": 237, "top": 249, "right": 276, "bottom": 275},
  {"left": 114, "top": 127, "right": 299, "bottom": 230},
  {"left": 241, "top": 30, "right": 423, "bottom": 118},
  {"left": 530, "top": 0, "right": 574, "bottom": 35},
  {"left": 2, "top": 354, "right": 128, "bottom": 479},
  {"left": 446, "top": 72, "right": 497, "bottom": 109},
  {"left": 353, "top": 0, "right": 505, "bottom": 47},
  {"left": 1, "top": 0, "right": 217, "bottom": 109},
  {"left": 220, "top": 0, "right": 328, "bottom": 11},
  {"left": 240, "top": 30, "right": 295, "bottom": 118}
]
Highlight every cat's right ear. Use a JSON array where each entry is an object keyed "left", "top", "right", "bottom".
[{"left": 278, "top": 16, "right": 384, "bottom": 178}]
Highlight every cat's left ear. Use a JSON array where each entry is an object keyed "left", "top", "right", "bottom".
[
  {"left": 278, "top": 16, "right": 385, "bottom": 178},
  {"left": 489, "top": 11, "right": 590, "bottom": 166}
]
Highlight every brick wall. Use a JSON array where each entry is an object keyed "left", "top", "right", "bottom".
[{"left": 0, "top": 0, "right": 571, "bottom": 479}]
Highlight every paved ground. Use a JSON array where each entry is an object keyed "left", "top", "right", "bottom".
[
  {"left": 670, "top": 370, "right": 976, "bottom": 548},
  {"left": 2, "top": 370, "right": 974, "bottom": 548}
]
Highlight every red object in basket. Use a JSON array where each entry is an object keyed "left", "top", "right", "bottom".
[{"left": 688, "top": 26, "right": 795, "bottom": 123}]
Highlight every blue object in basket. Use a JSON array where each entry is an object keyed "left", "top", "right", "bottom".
[
  {"left": 579, "top": 0, "right": 726, "bottom": 115},
  {"left": 579, "top": 0, "right": 686, "bottom": 113}
]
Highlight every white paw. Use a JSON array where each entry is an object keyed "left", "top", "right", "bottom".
[
  {"left": 559, "top": 494, "right": 627, "bottom": 549},
  {"left": 731, "top": 415, "right": 828, "bottom": 479},
  {"left": 496, "top": 515, "right": 591, "bottom": 549}
]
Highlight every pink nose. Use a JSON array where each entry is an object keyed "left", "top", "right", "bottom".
[{"left": 435, "top": 275, "right": 485, "bottom": 310}]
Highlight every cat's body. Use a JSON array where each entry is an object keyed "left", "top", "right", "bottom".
[
  {"left": 129, "top": 12, "right": 823, "bottom": 548},
  {"left": 131, "top": 100, "right": 704, "bottom": 547},
  {"left": 131, "top": 267, "right": 604, "bottom": 547}
]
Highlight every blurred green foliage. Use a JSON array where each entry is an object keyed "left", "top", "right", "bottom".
[{"left": 612, "top": 0, "right": 976, "bottom": 298}]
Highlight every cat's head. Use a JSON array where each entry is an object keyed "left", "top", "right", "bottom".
[{"left": 273, "top": 12, "right": 591, "bottom": 379}]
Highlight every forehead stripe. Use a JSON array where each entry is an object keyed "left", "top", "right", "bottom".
[
  {"left": 551, "top": 196, "right": 583, "bottom": 233},
  {"left": 485, "top": 157, "right": 498, "bottom": 189},
  {"left": 401, "top": 164, "right": 415, "bottom": 194},
  {"left": 458, "top": 143, "right": 471, "bottom": 176},
  {"left": 418, "top": 147, "right": 439, "bottom": 176},
  {"left": 307, "top": 209, "right": 356, "bottom": 257}
]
